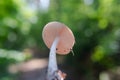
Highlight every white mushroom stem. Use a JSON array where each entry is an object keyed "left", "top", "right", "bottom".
[{"left": 47, "top": 37, "right": 59, "bottom": 80}]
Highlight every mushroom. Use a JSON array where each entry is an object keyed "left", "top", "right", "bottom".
[{"left": 42, "top": 21, "right": 75, "bottom": 80}]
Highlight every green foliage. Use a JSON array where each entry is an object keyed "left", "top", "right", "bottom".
[{"left": 0, "top": 49, "right": 27, "bottom": 80}]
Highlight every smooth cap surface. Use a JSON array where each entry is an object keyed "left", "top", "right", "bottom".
[{"left": 42, "top": 21, "right": 75, "bottom": 55}]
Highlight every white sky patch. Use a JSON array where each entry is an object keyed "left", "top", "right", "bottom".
[
  {"left": 84, "top": 0, "right": 94, "bottom": 5},
  {"left": 40, "top": 0, "right": 50, "bottom": 10}
]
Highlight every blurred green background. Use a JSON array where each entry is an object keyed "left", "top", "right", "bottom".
[{"left": 0, "top": 0, "right": 120, "bottom": 80}]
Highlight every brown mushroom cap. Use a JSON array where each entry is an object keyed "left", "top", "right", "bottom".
[{"left": 42, "top": 21, "right": 75, "bottom": 55}]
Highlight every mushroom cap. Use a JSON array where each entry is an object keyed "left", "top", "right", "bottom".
[{"left": 42, "top": 21, "right": 75, "bottom": 55}]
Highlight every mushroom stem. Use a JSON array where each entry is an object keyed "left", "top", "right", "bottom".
[{"left": 47, "top": 37, "right": 59, "bottom": 80}]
